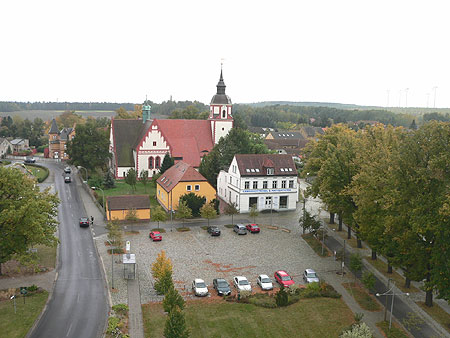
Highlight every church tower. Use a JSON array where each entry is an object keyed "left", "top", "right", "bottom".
[
  {"left": 209, "top": 67, "right": 233, "bottom": 144},
  {"left": 142, "top": 97, "right": 151, "bottom": 123}
]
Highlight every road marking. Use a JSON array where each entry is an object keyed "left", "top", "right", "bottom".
[{"left": 66, "top": 323, "right": 73, "bottom": 336}]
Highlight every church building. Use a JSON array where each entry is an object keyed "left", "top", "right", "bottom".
[{"left": 109, "top": 69, "right": 233, "bottom": 179}]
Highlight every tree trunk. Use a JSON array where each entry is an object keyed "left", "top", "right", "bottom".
[
  {"left": 347, "top": 226, "right": 351, "bottom": 239},
  {"left": 387, "top": 263, "right": 393, "bottom": 274},
  {"left": 425, "top": 290, "right": 433, "bottom": 307},
  {"left": 371, "top": 249, "right": 377, "bottom": 260},
  {"left": 405, "top": 277, "right": 411, "bottom": 289},
  {"left": 329, "top": 213, "right": 335, "bottom": 224},
  {"left": 338, "top": 215, "right": 343, "bottom": 231},
  {"left": 357, "top": 238, "right": 362, "bottom": 248}
]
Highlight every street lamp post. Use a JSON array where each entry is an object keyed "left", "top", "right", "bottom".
[
  {"left": 106, "top": 239, "right": 114, "bottom": 289},
  {"left": 376, "top": 281, "right": 410, "bottom": 330},
  {"left": 91, "top": 186, "right": 105, "bottom": 212},
  {"left": 78, "top": 166, "right": 88, "bottom": 183}
]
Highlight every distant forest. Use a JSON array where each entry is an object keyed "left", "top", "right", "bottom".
[{"left": 1, "top": 100, "right": 448, "bottom": 129}]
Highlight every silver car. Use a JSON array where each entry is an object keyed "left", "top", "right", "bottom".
[
  {"left": 233, "top": 224, "right": 247, "bottom": 235},
  {"left": 303, "top": 269, "right": 320, "bottom": 283}
]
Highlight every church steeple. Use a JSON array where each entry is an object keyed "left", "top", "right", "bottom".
[
  {"left": 216, "top": 68, "right": 226, "bottom": 95},
  {"left": 142, "top": 96, "right": 151, "bottom": 123}
]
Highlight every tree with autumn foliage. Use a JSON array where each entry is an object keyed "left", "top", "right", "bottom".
[{"left": 151, "top": 250, "right": 174, "bottom": 295}]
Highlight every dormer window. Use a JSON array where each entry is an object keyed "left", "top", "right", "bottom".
[{"left": 267, "top": 168, "right": 274, "bottom": 175}]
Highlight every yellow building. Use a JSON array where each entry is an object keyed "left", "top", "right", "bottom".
[
  {"left": 156, "top": 161, "right": 216, "bottom": 212},
  {"left": 106, "top": 195, "right": 151, "bottom": 221}
]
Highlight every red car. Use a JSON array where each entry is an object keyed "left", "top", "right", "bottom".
[
  {"left": 149, "top": 231, "right": 162, "bottom": 241},
  {"left": 246, "top": 224, "right": 260, "bottom": 233},
  {"left": 274, "top": 270, "right": 295, "bottom": 288}
]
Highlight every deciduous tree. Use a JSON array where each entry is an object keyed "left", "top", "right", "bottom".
[
  {"left": 0, "top": 167, "right": 59, "bottom": 275},
  {"left": 175, "top": 200, "right": 192, "bottom": 227},
  {"left": 223, "top": 202, "right": 239, "bottom": 225},
  {"left": 200, "top": 202, "right": 217, "bottom": 227},
  {"left": 125, "top": 168, "right": 137, "bottom": 192},
  {"left": 179, "top": 193, "right": 205, "bottom": 217},
  {"left": 152, "top": 206, "right": 168, "bottom": 229}
]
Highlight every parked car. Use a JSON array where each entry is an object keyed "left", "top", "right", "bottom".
[
  {"left": 64, "top": 166, "right": 71, "bottom": 173},
  {"left": 257, "top": 274, "right": 273, "bottom": 290},
  {"left": 149, "top": 231, "right": 162, "bottom": 241},
  {"left": 213, "top": 278, "right": 231, "bottom": 296},
  {"left": 233, "top": 276, "right": 252, "bottom": 292},
  {"left": 64, "top": 176, "right": 71, "bottom": 183},
  {"left": 274, "top": 270, "right": 295, "bottom": 288},
  {"left": 192, "top": 279, "right": 209, "bottom": 297},
  {"left": 246, "top": 224, "right": 260, "bottom": 233},
  {"left": 303, "top": 269, "right": 320, "bottom": 284},
  {"left": 207, "top": 226, "right": 221, "bottom": 236},
  {"left": 24, "top": 156, "right": 36, "bottom": 164},
  {"left": 79, "top": 217, "right": 90, "bottom": 227},
  {"left": 233, "top": 224, "right": 247, "bottom": 235}
]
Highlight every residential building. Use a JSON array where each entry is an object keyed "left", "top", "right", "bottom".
[
  {"left": 106, "top": 195, "right": 151, "bottom": 221},
  {"left": 156, "top": 161, "right": 216, "bottom": 212},
  {"left": 109, "top": 68, "right": 233, "bottom": 179},
  {"left": 10, "top": 138, "right": 29, "bottom": 153},
  {"left": 217, "top": 154, "right": 298, "bottom": 213},
  {"left": 0, "top": 138, "right": 12, "bottom": 158},
  {"left": 48, "top": 119, "right": 76, "bottom": 160}
]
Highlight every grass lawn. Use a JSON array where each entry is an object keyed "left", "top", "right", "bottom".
[
  {"left": 343, "top": 282, "right": 382, "bottom": 312},
  {"left": 103, "top": 181, "right": 158, "bottom": 207},
  {"left": 417, "top": 301, "right": 450, "bottom": 334},
  {"left": 376, "top": 321, "right": 409, "bottom": 338},
  {"left": 301, "top": 233, "right": 331, "bottom": 257},
  {"left": 365, "top": 258, "right": 419, "bottom": 294},
  {"left": 142, "top": 297, "right": 354, "bottom": 337},
  {"left": 24, "top": 165, "right": 48, "bottom": 182},
  {"left": 0, "top": 291, "right": 48, "bottom": 338},
  {"left": 35, "top": 244, "right": 57, "bottom": 270}
]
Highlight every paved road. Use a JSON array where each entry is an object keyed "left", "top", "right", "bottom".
[{"left": 28, "top": 161, "right": 108, "bottom": 338}]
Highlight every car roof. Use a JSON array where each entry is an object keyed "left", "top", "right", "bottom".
[
  {"left": 80, "top": 217, "right": 88, "bottom": 220},
  {"left": 234, "top": 276, "right": 247, "bottom": 281},
  {"left": 258, "top": 274, "right": 269, "bottom": 279},
  {"left": 194, "top": 278, "right": 205, "bottom": 283},
  {"left": 151, "top": 231, "right": 161, "bottom": 234},
  {"left": 235, "top": 224, "right": 245, "bottom": 227},
  {"left": 305, "top": 269, "right": 316, "bottom": 274},
  {"left": 215, "top": 278, "right": 227, "bottom": 282},
  {"left": 249, "top": 224, "right": 259, "bottom": 226},
  {"left": 276, "top": 270, "right": 289, "bottom": 276}
]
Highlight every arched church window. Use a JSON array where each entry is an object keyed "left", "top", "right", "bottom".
[
  {"left": 149, "top": 156, "right": 154, "bottom": 169},
  {"left": 155, "top": 156, "right": 161, "bottom": 168}
]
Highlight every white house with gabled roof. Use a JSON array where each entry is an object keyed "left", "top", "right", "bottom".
[{"left": 217, "top": 154, "right": 299, "bottom": 213}]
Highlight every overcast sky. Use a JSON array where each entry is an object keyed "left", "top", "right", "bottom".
[{"left": 1, "top": 0, "right": 449, "bottom": 108}]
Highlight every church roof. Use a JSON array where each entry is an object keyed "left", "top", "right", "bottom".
[
  {"left": 211, "top": 69, "right": 232, "bottom": 105},
  {"left": 157, "top": 161, "right": 208, "bottom": 192},
  {"left": 112, "top": 119, "right": 150, "bottom": 167},
  {"left": 155, "top": 119, "right": 214, "bottom": 167}
]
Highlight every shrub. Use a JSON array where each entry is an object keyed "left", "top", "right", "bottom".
[
  {"left": 125, "top": 208, "right": 139, "bottom": 221},
  {"left": 36, "top": 145, "right": 47, "bottom": 153},
  {"left": 238, "top": 290, "right": 252, "bottom": 300},
  {"left": 112, "top": 303, "right": 129, "bottom": 314},
  {"left": 275, "top": 287, "right": 289, "bottom": 307},
  {"left": 106, "top": 316, "right": 120, "bottom": 334},
  {"left": 28, "top": 284, "right": 38, "bottom": 292},
  {"left": 362, "top": 271, "right": 376, "bottom": 292},
  {"left": 350, "top": 253, "right": 363, "bottom": 272},
  {"left": 176, "top": 227, "right": 190, "bottom": 232},
  {"left": 340, "top": 322, "right": 373, "bottom": 338},
  {"left": 247, "top": 293, "right": 277, "bottom": 308}
]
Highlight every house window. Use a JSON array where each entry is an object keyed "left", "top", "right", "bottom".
[
  {"left": 195, "top": 185, "right": 200, "bottom": 191},
  {"left": 263, "top": 181, "right": 268, "bottom": 189},
  {"left": 229, "top": 176, "right": 232, "bottom": 184},
  {"left": 280, "top": 196, "right": 288, "bottom": 208},
  {"left": 267, "top": 168, "right": 274, "bottom": 175},
  {"left": 155, "top": 156, "right": 161, "bottom": 168},
  {"left": 253, "top": 181, "right": 258, "bottom": 189},
  {"left": 149, "top": 157, "right": 154, "bottom": 169},
  {"left": 244, "top": 181, "right": 250, "bottom": 189},
  {"left": 265, "top": 196, "right": 272, "bottom": 207},
  {"left": 289, "top": 180, "right": 294, "bottom": 188},
  {"left": 153, "top": 141, "right": 157, "bottom": 146},
  {"left": 222, "top": 110, "right": 226, "bottom": 118},
  {"left": 281, "top": 180, "right": 286, "bottom": 188},
  {"left": 187, "top": 185, "right": 192, "bottom": 191},
  {"left": 232, "top": 165, "right": 236, "bottom": 173},
  {"left": 272, "top": 181, "right": 277, "bottom": 189}
]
